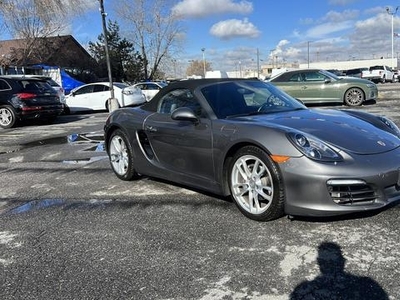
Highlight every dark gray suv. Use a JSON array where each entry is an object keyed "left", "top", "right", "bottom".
[{"left": 0, "top": 76, "right": 64, "bottom": 129}]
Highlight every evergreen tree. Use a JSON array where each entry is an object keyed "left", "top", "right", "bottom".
[{"left": 88, "top": 20, "right": 145, "bottom": 82}]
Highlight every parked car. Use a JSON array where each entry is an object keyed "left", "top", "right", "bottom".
[
  {"left": 268, "top": 69, "right": 378, "bottom": 106},
  {"left": 131, "top": 81, "right": 167, "bottom": 101},
  {"left": 0, "top": 76, "right": 63, "bottom": 129},
  {"left": 362, "top": 65, "right": 395, "bottom": 83},
  {"left": 325, "top": 69, "right": 346, "bottom": 76},
  {"left": 344, "top": 67, "right": 369, "bottom": 79},
  {"left": 64, "top": 82, "right": 145, "bottom": 113},
  {"left": 104, "top": 78, "right": 400, "bottom": 221},
  {"left": 0, "top": 74, "right": 65, "bottom": 103}
]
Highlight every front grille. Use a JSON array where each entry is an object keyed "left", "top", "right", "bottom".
[{"left": 327, "top": 180, "right": 377, "bottom": 205}]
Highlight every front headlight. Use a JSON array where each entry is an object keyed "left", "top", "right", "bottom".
[
  {"left": 288, "top": 132, "right": 342, "bottom": 162},
  {"left": 366, "top": 83, "right": 376, "bottom": 88},
  {"left": 378, "top": 116, "right": 400, "bottom": 138}
]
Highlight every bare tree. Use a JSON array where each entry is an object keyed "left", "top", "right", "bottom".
[
  {"left": 186, "top": 60, "right": 212, "bottom": 77},
  {"left": 114, "top": 0, "right": 185, "bottom": 80},
  {"left": 0, "top": 0, "right": 92, "bottom": 66}
]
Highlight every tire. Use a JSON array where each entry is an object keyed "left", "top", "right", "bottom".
[
  {"left": 108, "top": 129, "right": 140, "bottom": 181},
  {"left": 344, "top": 87, "right": 364, "bottom": 106},
  {"left": 228, "top": 146, "right": 285, "bottom": 221},
  {"left": 0, "top": 105, "right": 17, "bottom": 129},
  {"left": 381, "top": 76, "right": 386, "bottom": 84}
]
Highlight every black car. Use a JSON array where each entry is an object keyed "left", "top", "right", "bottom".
[
  {"left": 345, "top": 67, "right": 369, "bottom": 78},
  {"left": 0, "top": 76, "right": 64, "bottom": 129}
]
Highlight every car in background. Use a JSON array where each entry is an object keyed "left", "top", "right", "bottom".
[
  {"left": 362, "top": 65, "right": 395, "bottom": 83},
  {"left": 0, "top": 76, "right": 63, "bottom": 129},
  {"left": 131, "top": 81, "right": 167, "bottom": 101},
  {"left": 268, "top": 69, "right": 378, "bottom": 106},
  {"left": 344, "top": 67, "right": 369, "bottom": 79},
  {"left": 0, "top": 74, "right": 65, "bottom": 103},
  {"left": 325, "top": 69, "right": 345, "bottom": 76},
  {"left": 64, "top": 82, "right": 145, "bottom": 113}
]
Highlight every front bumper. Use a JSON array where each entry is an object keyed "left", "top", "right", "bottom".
[{"left": 281, "top": 148, "right": 400, "bottom": 217}]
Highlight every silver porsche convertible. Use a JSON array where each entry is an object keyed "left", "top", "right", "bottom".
[{"left": 104, "top": 78, "right": 400, "bottom": 221}]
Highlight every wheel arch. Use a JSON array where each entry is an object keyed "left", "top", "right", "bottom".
[{"left": 104, "top": 124, "right": 127, "bottom": 154}]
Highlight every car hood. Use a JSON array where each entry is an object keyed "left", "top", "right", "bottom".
[{"left": 243, "top": 109, "right": 400, "bottom": 155}]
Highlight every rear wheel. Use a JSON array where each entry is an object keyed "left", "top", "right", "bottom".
[
  {"left": 228, "top": 146, "right": 285, "bottom": 221},
  {"left": 108, "top": 129, "right": 140, "bottom": 180},
  {"left": 0, "top": 105, "right": 17, "bottom": 129},
  {"left": 344, "top": 88, "right": 364, "bottom": 106}
]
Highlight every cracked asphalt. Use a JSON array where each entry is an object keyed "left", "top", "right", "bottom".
[{"left": 1, "top": 85, "right": 400, "bottom": 299}]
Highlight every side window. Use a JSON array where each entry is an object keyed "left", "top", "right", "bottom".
[
  {"left": 0, "top": 79, "right": 11, "bottom": 91},
  {"left": 75, "top": 85, "right": 94, "bottom": 95},
  {"left": 157, "top": 89, "right": 203, "bottom": 117},
  {"left": 289, "top": 74, "right": 302, "bottom": 82},
  {"left": 93, "top": 84, "right": 107, "bottom": 92},
  {"left": 148, "top": 84, "right": 159, "bottom": 90},
  {"left": 304, "top": 72, "right": 325, "bottom": 81}
]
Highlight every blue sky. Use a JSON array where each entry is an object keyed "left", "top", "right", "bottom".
[{"left": 3, "top": 0, "right": 400, "bottom": 76}]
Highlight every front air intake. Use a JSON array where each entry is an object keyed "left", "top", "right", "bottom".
[{"left": 327, "top": 179, "right": 377, "bottom": 205}]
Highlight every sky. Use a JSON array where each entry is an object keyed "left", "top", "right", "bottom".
[{"left": 4, "top": 0, "right": 400, "bottom": 76}]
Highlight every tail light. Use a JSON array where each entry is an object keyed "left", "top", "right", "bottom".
[{"left": 16, "top": 92, "right": 37, "bottom": 100}]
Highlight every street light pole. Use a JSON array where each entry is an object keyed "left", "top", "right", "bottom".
[
  {"left": 256, "top": 48, "right": 260, "bottom": 78},
  {"left": 387, "top": 6, "right": 399, "bottom": 69},
  {"left": 201, "top": 48, "right": 206, "bottom": 77},
  {"left": 307, "top": 41, "right": 312, "bottom": 69},
  {"left": 99, "top": 0, "right": 118, "bottom": 112}
]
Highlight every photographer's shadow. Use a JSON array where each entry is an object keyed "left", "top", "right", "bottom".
[{"left": 290, "top": 242, "right": 388, "bottom": 300}]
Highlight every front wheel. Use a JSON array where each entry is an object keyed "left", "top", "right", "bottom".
[
  {"left": 228, "top": 146, "right": 285, "bottom": 221},
  {"left": 344, "top": 88, "right": 364, "bottom": 106},
  {"left": 0, "top": 105, "right": 17, "bottom": 129},
  {"left": 108, "top": 129, "right": 140, "bottom": 181}
]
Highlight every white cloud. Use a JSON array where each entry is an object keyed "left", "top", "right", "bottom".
[
  {"left": 305, "top": 21, "right": 353, "bottom": 39},
  {"left": 210, "top": 18, "right": 260, "bottom": 40},
  {"left": 172, "top": 0, "right": 253, "bottom": 18}
]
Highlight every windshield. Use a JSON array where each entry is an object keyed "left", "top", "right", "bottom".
[
  {"left": 201, "top": 80, "right": 306, "bottom": 119},
  {"left": 320, "top": 69, "right": 340, "bottom": 80}
]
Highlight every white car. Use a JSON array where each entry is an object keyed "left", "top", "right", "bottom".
[
  {"left": 65, "top": 82, "right": 145, "bottom": 113},
  {"left": 131, "top": 81, "right": 167, "bottom": 101}
]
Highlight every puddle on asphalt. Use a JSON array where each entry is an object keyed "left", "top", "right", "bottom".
[
  {"left": 62, "top": 156, "right": 108, "bottom": 164},
  {"left": 1, "top": 132, "right": 105, "bottom": 157},
  {"left": 9, "top": 199, "right": 65, "bottom": 214},
  {"left": 7, "top": 199, "right": 113, "bottom": 214}
]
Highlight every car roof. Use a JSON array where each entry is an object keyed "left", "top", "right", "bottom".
[
  {"left": 161, "top": 78, "right": 256, "bottom": 90},
  {"left": 0, "top": 75, "right": 49, "bottom": 82}
]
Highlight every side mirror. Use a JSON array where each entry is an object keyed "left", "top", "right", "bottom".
[
  {"left": 171, "top": 107, "right": 200, "bottom": 124},
  {"left": 324, "top": 78, "right": 332, "bottom": 83}
]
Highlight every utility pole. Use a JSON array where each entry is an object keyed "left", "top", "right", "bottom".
[
  {"left": 201, "top": 48, "right": 206, "bottom": 77},
  {"left": 256, "top": 48, "right": 260, "bottom": 78},
  {"left": 99, "top": 0, "right": 118, "bottom": 112},
  {"left": 386, "top": 6, "right": 399, "bottom": 69}
]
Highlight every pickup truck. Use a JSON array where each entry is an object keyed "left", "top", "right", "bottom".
[{"left": 362, "top": 65, "right": 395, "bottom": 83}]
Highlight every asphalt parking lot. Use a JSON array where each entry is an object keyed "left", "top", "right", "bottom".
[{"left": 0, "top": 85, "right": 400, "bottom": 299}]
